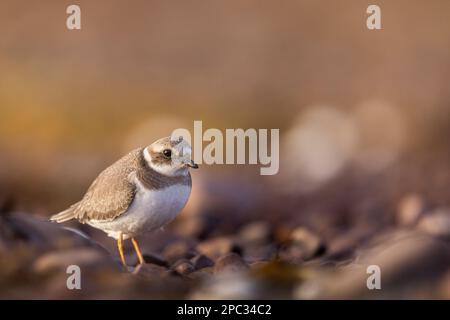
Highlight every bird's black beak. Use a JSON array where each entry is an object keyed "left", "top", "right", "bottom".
[{"left": 186, "top": 160, "right": 199, "bottom": 169}]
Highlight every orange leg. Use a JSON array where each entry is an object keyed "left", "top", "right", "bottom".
[
  {"left": 117, "top": 232, "right": 127, "bottom": 268},
  {"left": 131, "top": 238, "right": 145, "bottom": 265}
]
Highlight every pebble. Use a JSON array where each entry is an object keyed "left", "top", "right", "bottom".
[
  {"left": 188, "top": 267, "right": 214, "bottom": 281},
  {"left": 214, "top": 253, "right": 249, "bottom": 273},
  {"left": 189, "top": 272, "right": 260, "bottom": 299},
  {"left": 197, "top": 236, "right": 241, "bottom": 260},
  {"left": 417, "top": 209, "right": 450, "bottom": 238},
  {"left": 243, "top": 244, "right": 277, "bottom": 262},
  {"left": 191, "top": 254, "right": 215, "bottom": 270},
  {"left": 132, "top": 263, "right": 170, "bottom": 279},
  {"left": 320, "top": 230, "right": 450, "bottom": 299},
  {"left": 237, "top": 221, "right": 272, "bottom": 246},
  {"left": 397, "top": 194, "right": 425, "bottom": 226},
  {"left": 172, "top": 259, "right": 195, "bottom": 275},
  {"left": 142, "top": 253, "right": 169, "bottom": 267},
  {"left": 279, "top": 227, "right": 326, "bottom": 263},
  {"left": 33, "top": 248, "right": 112, "bottom": 273},
  {"left": 162, "top": 241, "right": 197, "bottom": 265}
]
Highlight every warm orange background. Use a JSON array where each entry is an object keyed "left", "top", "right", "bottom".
[{"left": 1, "top": 0, "right": 450, "bottom": 213}]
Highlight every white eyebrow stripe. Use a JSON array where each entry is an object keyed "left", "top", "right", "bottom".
[{"left": 143, "top": 147, "right": 152, "bottom": 162}]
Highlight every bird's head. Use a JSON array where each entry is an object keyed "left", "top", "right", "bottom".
[{"left": 144, "top": 136, "right": 198, "bottom": 176}]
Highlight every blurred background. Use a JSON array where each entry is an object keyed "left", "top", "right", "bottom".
[{"left": 1, "top": 0, "right": 450, "bottom": 299}]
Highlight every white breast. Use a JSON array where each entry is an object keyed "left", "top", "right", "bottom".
[{"left": 88, "top": 181, "right": 191, "bottom": 240}]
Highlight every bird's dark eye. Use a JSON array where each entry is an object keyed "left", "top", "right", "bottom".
[{"left": 162, "top": 149, "right": 172, "bottom": 158}]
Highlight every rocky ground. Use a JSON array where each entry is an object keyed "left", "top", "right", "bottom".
[{"left": 1, "top": 162, "right": 450, "bottom": 299}]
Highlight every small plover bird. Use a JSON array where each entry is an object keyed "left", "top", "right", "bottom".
[{"left": 50, "top": 136, "right": 198, "bottom": 267}]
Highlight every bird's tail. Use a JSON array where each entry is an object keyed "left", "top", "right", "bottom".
[{"left": 50, "top": 204, "right": 78, "bottom": 223}]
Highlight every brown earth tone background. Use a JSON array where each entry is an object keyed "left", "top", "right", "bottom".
[{"left": 1, "top": 1, "right": 450, "bottom": 299}]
